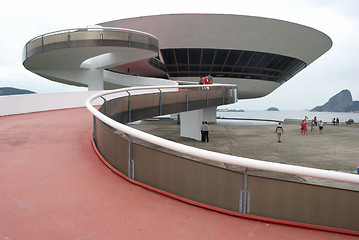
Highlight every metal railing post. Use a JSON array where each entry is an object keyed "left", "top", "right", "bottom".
[
  {"left": 128, "top": 32, "right": 131, "bottom": 47},
  {"left": 242, "top": 168, "right": 251, "bottom": 214},
  {"left": 126, "top": 91, "right": 132, "bottom": 122},
  {"left": 67, "top": 30, "right": 71, "bottom": 48},
  {"left": 93, "top": 116, "right": 97, "bottom": 142},
  {"left": 41, "top": 35, "right": 44, "bottom": 52},
  {"left": 233, "top": 87, "right": 238, "bottom": 102},
  {"left": 186, "top": 88, "right": 189, "bottom": 111},
  {"left": 206, "top": 87, "right": 209, "bottom": 108},
  {"left": 100, "top": 96, "right": 107, "bottom": 115},
  {"left": 222, "top": 86, "right": 225, "bottom": 105},
  {"left": 240, "top": 168, "right": 250, "bottom": 214},
  {"left": 243, "top": 168, "right": 248, "bottom": 213},
  {"left": 125, "top": 134, "right": 134, "bottom": 179},
  {"left": 158, "top": 88, "right": 162, "bottom": 116}
]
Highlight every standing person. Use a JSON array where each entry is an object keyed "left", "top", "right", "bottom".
[
  {"left": 336, "top": 117, "right": 339, "bottom": 125},
  {"left": 199, "top": 76, "right": 204, "bottom": 90},
  {"left": 310, "top": 119, "right": 315, "bottom": 132},
  {"left": 208, "top": 74, "right": 213, "bottom": 84},
  {"left": 314, "top": 116, "right": 317, "bottom": 126},
  {"left": 318, "top": 120, "right": 324, "bottom": 134},
  {"left": 300, "top": 120, "right": 307, "bottom": 135},
  {"left": 275, "top": 122, "right": 284, "bottom": 142},
  {"left": 200, "top": 121, "right": 205, "bottom": 142},
  {"left": 204, "top": 75, "right": 210, "bottom": 85},
  {"left": 332, "top": 118, "right": 336, "bottom": 125},
  {"left": 202, "top": 121, "right": 209, "bottom": 142}
]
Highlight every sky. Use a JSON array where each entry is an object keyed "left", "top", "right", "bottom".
[{"left": 0, "top": 0, "right": 358, "bottom": 110}]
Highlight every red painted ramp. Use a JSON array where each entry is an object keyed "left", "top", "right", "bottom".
[{"left": 0, "top": 108, "right": 356, "bottom": 239}]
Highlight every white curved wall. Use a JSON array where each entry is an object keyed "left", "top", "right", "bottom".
[{"left": 0, "top": 91, "right": 102, "bottom": 116}]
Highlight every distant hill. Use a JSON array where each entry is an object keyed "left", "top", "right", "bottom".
[
  {"left": 0, "top": 87, "right": 36, "bottom": 96},
  {"left": 311, "top": 89, "right": 359, "bottom": 112},
  {"left": 267, "top": 107, "right": 279, "bottom": 111}
]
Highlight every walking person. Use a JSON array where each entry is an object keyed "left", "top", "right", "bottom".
[
  {"left": 300, "top": 120, "right": 307, "bottom": 135},
  {"left": 208, "top": 74, "right": 213, "bottom": 84},
  {"left": 275, "top": 122, "right": 284, "bottom": 142},
  {"left": 204, "top": 75, "right": 210, "bottom": 85},
  {"left": 310, "top": 119, "right": 315, "bottom": 133},
  {"left": 199, "top": 76, "right": 204, "bottom": 89},
  {"left": 318, "top": 120, "right": 324, "bottom": 134}
]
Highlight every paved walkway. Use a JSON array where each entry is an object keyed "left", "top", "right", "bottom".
[
  {"left": 0, "top": 108, "right": 358, "bottom": 239},
  {"left": 131, "top": 119, "right": 359, "bottom": 190}
]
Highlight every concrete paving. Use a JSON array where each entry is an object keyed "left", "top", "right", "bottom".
[{"left": 130, "top": 119, "right": 359, "bottom": 190}]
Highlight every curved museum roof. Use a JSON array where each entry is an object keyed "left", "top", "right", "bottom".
[{"left": 23, "top": 14, "right": 332, "bottom": 99}]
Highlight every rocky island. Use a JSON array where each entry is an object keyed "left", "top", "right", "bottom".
[{"left": 267, "top": 107, "right": 279, "bottom": 111}]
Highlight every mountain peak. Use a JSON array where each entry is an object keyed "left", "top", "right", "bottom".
[{"left": 311, "top": 89, "right": 358, "bottom": 112}]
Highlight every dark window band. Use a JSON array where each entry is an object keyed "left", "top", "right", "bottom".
[{"left": 156, "top": 48, "right": 306, "bottom": 84}]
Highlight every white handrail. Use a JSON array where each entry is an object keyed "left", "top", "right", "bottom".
[{"left": 86, "top": 85, "right": 359, "bottom": 184}]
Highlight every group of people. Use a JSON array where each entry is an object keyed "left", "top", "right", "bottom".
[
  {"left": 300, "top": 116, "right": 324, "bottom": 134},
  {"left": 332, "top": 117, "right": 340, "bottom": 125},
  {"left": 275, "top": 116, "right": 326, "bottom": 143},
  {"left": 199, "top": 74, "right": 213, "bottom": 86}
]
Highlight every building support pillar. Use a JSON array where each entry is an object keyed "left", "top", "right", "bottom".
[
  {"left": 87, "top": 69, "right": 104, "bottom": 91},
  {"left": 203, "top": 106, "right": 217, "bottom": 123},
  {"left": 180, "top": 107, "right": 217, "bottom": 141}
]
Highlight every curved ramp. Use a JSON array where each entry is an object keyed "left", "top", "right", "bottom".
[
  {"left": 0, "top": 108, "right": 357, "bottom": 239},
  {"left": 22, "top": 28, "right": 175, "bottom": 90}
]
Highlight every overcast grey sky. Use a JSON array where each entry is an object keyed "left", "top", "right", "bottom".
[{"left": 0, "top": 0, "right": 358, "bottom": 110}]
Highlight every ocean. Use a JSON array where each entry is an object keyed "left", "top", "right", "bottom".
[{"left": 216, "top": 110, "right": 359, "bottom": 126}]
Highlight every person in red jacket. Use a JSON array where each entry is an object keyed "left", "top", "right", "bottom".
[{"left": 204, "top": 76, "right": 210, "bottom": 85}]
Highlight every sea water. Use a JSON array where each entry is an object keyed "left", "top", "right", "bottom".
[{"left": 216, "top": 110, "right": 359, "bottom": 126}]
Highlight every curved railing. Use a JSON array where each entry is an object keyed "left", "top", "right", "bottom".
[
  {"left": 86, "top": 84, "right": 359, "bottom": 234},
  {"left": 22, "top": 27, "right": 159, "bottom": 62},
  {"left": 87, "top": 86, "right": 358, "bottom": 184}
]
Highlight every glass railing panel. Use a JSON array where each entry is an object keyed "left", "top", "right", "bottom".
[
  {"left": 26, "top": 38, "right": 42, "bottom": 50},
  {"left": 131, "top": 93, "right": 160, "bottom": 110},
  {"left": 129, "top": 32, "right": 148, "bottom": 43},
  {"left": 161, "top": 91, "right": 187, "bottom": 114},
  {"left": 43, "top": 33, "right": 68, "bottom": 45},
  {"left": 24, "top": 28, "right": 159, "bottom": 61},
  {"left": 103, "top": 30, "right": 129, "bottom": 41},
  {"left": 70, "top": 31, "right": 102, "bottom": 41}
]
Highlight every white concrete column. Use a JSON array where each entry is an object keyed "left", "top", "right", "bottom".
[
  {"left": 87, "top": 69, "right": 104, "bottom": 91},
  {"left": 180, "top": 107, "right": 218, "bottom": 141},
  {"left": 180, "top": 109, "right": 203, "bottom": 141},
  {"left": 203, "top": 106, "right": 217, "bottom": 123}
]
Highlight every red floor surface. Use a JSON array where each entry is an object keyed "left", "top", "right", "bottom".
[{"left": 0, "top": 108, "right": 357, "bottom": 240}]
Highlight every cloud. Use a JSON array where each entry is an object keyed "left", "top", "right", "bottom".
[{"left": 1, "top": 0, "right": 358, "bottom": 110}]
